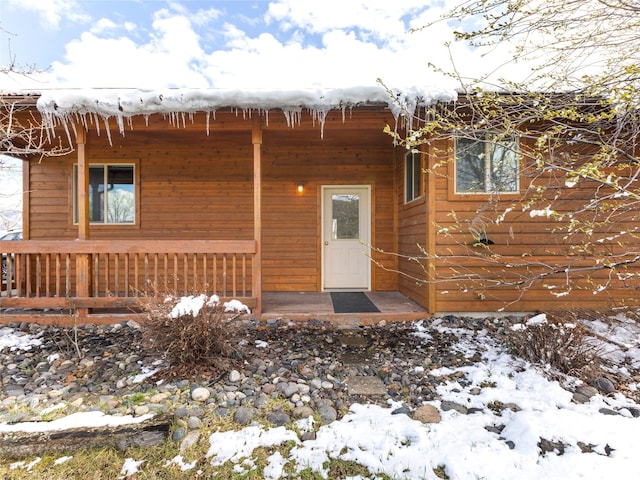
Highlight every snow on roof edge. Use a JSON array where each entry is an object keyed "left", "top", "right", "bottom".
[
  {"left": 24, "top": 85, "right": 458, "bottom": 144},
  {"left": 35, "top": 85, "right": 456, "bottom": 113},
  {"left": 35, "top": 85, "right": 456, "bottom": 130}
]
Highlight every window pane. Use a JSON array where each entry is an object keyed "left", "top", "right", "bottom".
[
  {"left": 412, "top": 155, "right": 421, "bottom": 199},
  {"left": 456, "top": 137, "right": 486, "bottom": 192},
  {"left": 106, "top": 166, "right": 135, "bottom": 223},
  {"left": 490, "top": 139, "right": 519, "bottom": 192},
  {"left": 89, "top": 167, "right": 105, "bottom": 223},
  {"left": 75, "top": 164, "right": 135, "bottom": 224},
  {"left": 405, "top": 152, "right": 422, "bottom": 202},
  {"left": 332, "top": 194, "right": 359, "bottom": 239},
  {"left": 405, "top": 154, "right": 414, "bottom": 201}
]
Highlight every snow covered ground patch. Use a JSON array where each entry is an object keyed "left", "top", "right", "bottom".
[
  {"left": 0, "top": 411, "right": 154, "bottom": 433},
  {"left": 156, "top": 316, "right": 640, "bottom": 478},
  {"left": 1, "top": 313, "right": 639, "bottom": 479},
  {"left": 0, "top": 327, "right": 42, "bottom": 351}
]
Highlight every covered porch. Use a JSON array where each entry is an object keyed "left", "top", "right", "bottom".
[
  {"left": 0, "top": 230, "right": 426, "bottom": 327},
  {"left": 0, "top": 238, "right": 258, "bottom": 322},
  {"left": 1, "top": 91, "right": 436, "bottom": 325},
  {"left": 1, "top": 275, "right": 428, "bottom": 326},
  {"left": 261, "top": 291, "right": 428, "bottom": 326}
]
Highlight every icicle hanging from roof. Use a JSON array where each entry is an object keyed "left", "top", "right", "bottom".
[{"left": 35, "top": 85, "right": 457, "bottom": 144}]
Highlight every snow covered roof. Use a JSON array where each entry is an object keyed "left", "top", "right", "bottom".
[{"left": 32, "top": 85, "right": 457, "bottom": 140}]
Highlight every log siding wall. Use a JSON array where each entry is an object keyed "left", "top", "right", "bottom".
[
  {"left": 18, "top": 105, "right": 640, "bottom": 312},
  {"left": 427, "top": 138, "right": 640, "bottom": 312},
  {"left": 396, "top": 149, "right": 429, "bottom": 307},
  {"left": 25, "top": 110, "right": 400, "bottom": 296},
  {"left": 25, "top": 107, "right": 637, "bottom": 314}
]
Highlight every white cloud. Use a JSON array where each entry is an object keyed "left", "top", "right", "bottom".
[
  {"left": 124, "top": 22, "right": 137, "bottom": 33},
  {"left": 222, "top": 22, "right": 261, "bottom": 50},
  {"left": 0, "top": 1, "right": 531, "bottom": 92},
  {"left": 265, "top": 0, "right": 434, "bottom": 40},
  {"left": 91, "top": 18, "right": 118, "bottom": 34},
  {"left": 41, "top": 9, "right": 209, "bottom": 89},
  {"left": 48, "top": 30, "right": 209, "bottom": 89},
  {"left": 191, "top": 7, "right": 223, "bottom": 26},
  {"left": 151, "top": 10, "right": 204, "bottom": 58},
  {"left": 6, "top": 0, "right": 90, "bottom": 28}
]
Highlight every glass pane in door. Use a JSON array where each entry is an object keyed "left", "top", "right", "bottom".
[{"left": 331, "top": 194, "right": 359, "bottom": 239}]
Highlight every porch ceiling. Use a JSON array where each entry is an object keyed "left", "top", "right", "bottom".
[
  {"left": 91, "top": 106, "right": 396, "bottom": 131},
  {"left": 93, "top": 108, "right": 398, "bottom": 148}
]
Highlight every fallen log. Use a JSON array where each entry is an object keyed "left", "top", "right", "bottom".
[{"left": 0, "top": 414, "right": 172, "bottom": 458}]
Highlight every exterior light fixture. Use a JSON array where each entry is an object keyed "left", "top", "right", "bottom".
[{"left": 297, "top": 183, "right": 304, "bottom": 193}]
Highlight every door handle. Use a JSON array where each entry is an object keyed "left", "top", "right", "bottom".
[{"left": 324, "top": 241, "right": 329, "bottom": 245}]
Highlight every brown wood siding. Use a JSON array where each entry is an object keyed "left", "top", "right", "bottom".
[
  {"left": 261, "top": 124, "right": 398, "bottom": 292},
  {"left": 27, "top": 109, "right": 400, "bottom": 294},
  {"left": 396, "top": 149, "right": 429, "bottom": 307},
  {"left": 29, "top": 128, "right": 255, "bottom": 242},
  {"left": 429, "top": 138, "right": 640, "bottom": 312},
  {"left": 24, "top": 106, "right": 640, "bottom": 313},
  {"left": 28, "top": 156, "right": 71, "bottom": 237}
]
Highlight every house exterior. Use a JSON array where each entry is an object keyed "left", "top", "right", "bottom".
[{"left": 1, "top": 87, "right": 638, "bottom": 323}]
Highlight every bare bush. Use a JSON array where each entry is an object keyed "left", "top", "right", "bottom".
[
  {"left": 138, "top": 293, "right": 246, "bottom": 376},
  {"left": 505, "top": 312, "right": 602, "bottom": 378}
]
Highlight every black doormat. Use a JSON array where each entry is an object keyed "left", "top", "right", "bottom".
[{"left": 330, "top": 292, "right": 380, "bottom": 313}]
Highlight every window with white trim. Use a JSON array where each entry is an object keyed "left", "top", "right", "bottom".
[
  {"left": 404, "top": 151, "right": 422, "bottom": 203},
  {"left": 73, "top": 164, "right": 135, "bottom": 224},
  {"left": 455, "top": 133, "right": 519, "bottom": 193}
]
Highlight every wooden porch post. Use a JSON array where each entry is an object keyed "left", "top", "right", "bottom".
[
  {"left": 75, "top": 128, "right": 91, "bottom": 318},
  {"left": 425, "top": 143, "right": 437, "bottom": 313},
  {"left": 252, "top": 116, "right": 263, "bottom": 315},
  {"left": 22, "top": 159, "right": 30, "bottom": 240}
]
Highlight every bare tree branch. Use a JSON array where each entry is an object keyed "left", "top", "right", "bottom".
[{"left": 382, "top": 2, "right": 640, "bottom": 308}]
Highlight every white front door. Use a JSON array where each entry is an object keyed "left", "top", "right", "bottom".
[{"left": 322, "top": 186, "right": 371, "bottom": 290}]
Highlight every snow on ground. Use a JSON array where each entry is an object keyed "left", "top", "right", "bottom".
[
  {"left": 2, "top": 314, "right": 639, "bottom": 479},
  {"left": 588, "top": 313, "right": 640, "bottom": 371},
  {"left": 200, "top": 316, "right": 640, "bottom": 480},
  {"left": 167, "top": 294, "right": 251, "bottom": 318},
  {"left": 0, "top": 412, "right": 154, "bottom": 433},
  {"left": 0, "top": 327, "right": 42, "bottom": 351}
]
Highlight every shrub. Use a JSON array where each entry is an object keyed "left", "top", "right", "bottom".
[
  {"left": 505, "top": 312, "right": 602, "bottom": 377},
  {"left": 139, "top": 293, "right": 248, "bottom": 376}
]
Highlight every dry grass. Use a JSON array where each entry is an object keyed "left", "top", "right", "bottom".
[
  {"left": 0, "top": 442, "right": 385, "bottom": 480},
  {"left": 505, "top": 311, "right": 603, "bottom": 379},
  {"left": 138, "top": 293, "right": 245, "bottom": 378}
]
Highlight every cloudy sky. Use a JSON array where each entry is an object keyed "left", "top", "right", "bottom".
[{"left": 0, "top": 0, "right": 518, "bottom": 91}]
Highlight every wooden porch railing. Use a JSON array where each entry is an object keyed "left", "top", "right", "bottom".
[{"left": 0, "top": 240, "right": 257, "bottom": 312}]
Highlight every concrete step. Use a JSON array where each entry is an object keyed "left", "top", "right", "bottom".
[{"left": 346, "top": 375, "right": 387, "bottom": 396}]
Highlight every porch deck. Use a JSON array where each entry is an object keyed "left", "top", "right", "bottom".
[
  {"left": 0, "top": 239, "right": 429, "bottom": 327},
  {"left": 260, "top": 291, "right": 429, "bottom": 327},
  {"left": 0, "top": 291, "right": 428, "bottom": 327}
]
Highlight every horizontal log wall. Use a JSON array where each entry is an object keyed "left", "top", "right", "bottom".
[
  {"left": 396, "top": 149, "right": 429, "bottom": 307},
  {"left": 261, "top": 120, "right": 398, "bottom": 292},
  {"left": 428, "top": 138, "right": 640, "bottom": 312},
  {"left": 24, "top": 110, "right": 400, "bottom": 298}
]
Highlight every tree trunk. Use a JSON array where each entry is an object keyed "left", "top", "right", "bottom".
[{"left": 0, "top": 414, "right": 172, "bottom": 458}]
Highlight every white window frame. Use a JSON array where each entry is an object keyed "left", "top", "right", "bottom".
[
  {"left": 73, "top": 163, "right": 137, "bottom": 225},
  {"left": 454, "top": 133, "right": 520, "bottom": 194}
]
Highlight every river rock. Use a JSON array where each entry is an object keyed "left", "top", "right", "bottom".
[
  {"left": 317, "top": 404, "right": 337, "bottom": 424},
  {"left": 267, "top": 412, "right": 291, "bottom": 426},
  {"left": 592, "top": 377, "right": 616, "bottom": 394},
  {"left": 191, "top": 387, "right": 211, "bottom": 402},
  {"left": 293, "top": 405, "right": 315, "bottom": 419},
  {"left": 233, "top": 406, "right": 256, "bottom": 425},
  {"left": 413, "top": 405, "right": 441, "bottom": 424}
]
